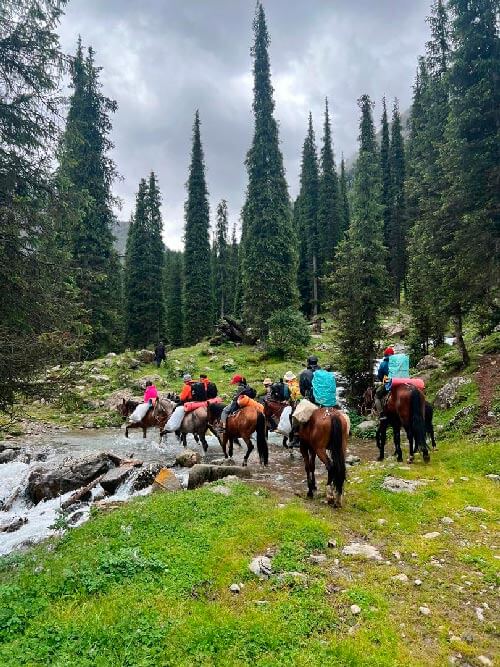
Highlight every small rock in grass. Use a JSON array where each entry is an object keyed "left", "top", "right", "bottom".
[
  {"left": 423, "top": 531, "right": 441, "bottom": 539},
  {"left": 419, "top": 606, "right": 431, "bottom": 616},
  {"left": 461, "top": 632, "right": 473, "bottom": 644},
  {"left": 449, "top": 635, "right": 462, "bottom": 643},
  {"left": 460, "top": 476, "right": 469, "bottom": 482},
  {"left": 392, "top": 551, "right": 401, "bottom": 560},
  {"left": 377, "top": 518, "right": 387, "bottom": 525},
  {"left": 477, "top": 656, "right": 493, "bottom": 666},
  {"left": 210, "top": 485, "right": 232, "bottom": 496},
  {"left": 342, "top": 542, "right": 382, "bottom": 561},
  {"left": 441, "top": 517, "right": 454, "bottom": 525},
  {"left": 249, "top": 556, "right": 272, "bottom": 578},
  {"left": 465, "top": 506, "right": 487, "bottom": 513},
  {"left": 382, "top": 476, "right": 425, "bottom": 493},
  {"left": 255, "top": 600, "right": 268, "bottom": 606},
  {"left": 309, "top": 553, "right": 327, "bottom": 564},
  {"left": 350, "top": 604, "right": 361, "bottom": 615},
  {"left": 327, "top": 539, "right": 337, "bottom": 548},
  {"left": 392, "top": 573, "right": 409, "bottom": 583},
  {"left": 345, "top": 454, "right": 360, "bottom": 466},
  {"left": 475, "top": 607, "right": 485, "bottom": 622},
  {"left": 414, "top": 579, "right": 423, "bottom": 586},
  {"left": 230, "top": 583, "right": 240, "bottom": 594},
  {"left": 485, "top": 474, "right": 499, "bottom": 482}
]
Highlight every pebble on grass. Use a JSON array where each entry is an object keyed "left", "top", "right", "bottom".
[
  {"left": 419, "top": 606, "right": 431, "bottom": 616},
  {"left": 350, "top": 604, "right": 361, "bottom": 615}
]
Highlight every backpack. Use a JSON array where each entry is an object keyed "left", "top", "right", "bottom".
[
  {"left": 311, "top": 369, "right": 337, "bottom": 407},
  {"left": 206, "top": 381, "right": 218, "bottom": 399},
  {"left": 191, "top": 381, "right": 207, "bottom": 402},
  {"left": 388, "top": 354, "right": 410, "bottom": 379},
  {"left": 240, "top": 386, "right": 257, "bottom": 400},
  {"left": 271, "top": 382, "right": 289, "bottom": 402}
]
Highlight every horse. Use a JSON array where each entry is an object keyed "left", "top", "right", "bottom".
[
  {"left": 159, "top": 399, "right": 221, "bottom": 452},
  {"left": 376, "top": 401, "right": 436, "bottom": 462},
  {"left": 361, "top": 386, "right": 375, "bottom": 416},
  {"left": 207, "top": 403, "right": 268, "bottom": 466},
  {"left": 262, "top": 398, "right": 292, "bottom": 447},
  {"left": 376, "top": 383, "right": 429, "bottom": 463},
  {"left": 297, "top": 407, "right": 349, "bottom": 507},
  {"left": 117, "top": 398, "right": 171, "bottom": 441}
]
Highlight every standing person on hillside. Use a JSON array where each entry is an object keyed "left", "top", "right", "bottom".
[{"left": 154, "top": 341, "right": 166, "bottom": 368}]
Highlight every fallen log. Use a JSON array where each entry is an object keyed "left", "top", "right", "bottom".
[{"left": 61, "top": 473, "right": 107, "bottom": 509}]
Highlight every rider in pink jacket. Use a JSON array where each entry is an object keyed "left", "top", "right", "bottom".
[{"left": 143, "top": 381, "right": 158, "bottom": 406}]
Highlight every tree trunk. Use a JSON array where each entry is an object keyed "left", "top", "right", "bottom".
[
  {"left": 453, "top": 308, "right": 469, "bottom": 367},
  {"left": 312, "top": 254, "right": 318, "bottom": 317}
]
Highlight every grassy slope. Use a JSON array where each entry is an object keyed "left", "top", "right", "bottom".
[{"left": 0, "top": 438, "right": 498, "bottom": 666}]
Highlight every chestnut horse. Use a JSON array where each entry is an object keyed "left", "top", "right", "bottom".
[
  {"left": 376, "top": 383, "right": 429, "bottom": 463},
  {"left": 297, "top": 408, "right": 349, "bottom": 507},
  {"left": 207, "top": 403, "right": 268, "bottom": 466},
  {"left": 117, "top": 398, "right": 170, "bottom": 441},
  {"left": 158, "top": 398, "right": 221, "bottom": 452}
]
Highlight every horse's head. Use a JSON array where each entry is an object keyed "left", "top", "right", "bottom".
[{"left": 117, "top": 398, "right": 138, "bottom": 419}]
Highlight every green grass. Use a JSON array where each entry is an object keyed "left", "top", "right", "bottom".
[{"left": 1, "top": 436, "right": 498, "bottom": 666}]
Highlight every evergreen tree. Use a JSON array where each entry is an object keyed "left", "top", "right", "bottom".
[
  {"left": 241, "top": 3, "right": 298, "bottom": 336},
  {"left": 339, "top": 155, "right": 350, "bottom": 235},
  {"left": 214, "top": 200, "right": 229, "bottom": 319},
  {"left": 183, "top": 110, "right": 212, "bottom": 344},
  {"left": 146, "top": 171, "right": 166, "bottom": 342},
  {"left": 57, "top": 40, "right": 122, "bottom": 356},
  {"left": 438, "top": 0, "right": 499, "bottom": 364},
  {"left": 328, "top": 96, "right": 388, "bottom": 394},
  {"left": 388, "top": 99, "right": 407, "bottom": 305},
  {"left": 164, "top": 250, "right": 184, "bottom": 347},
  {"left": 227, "top": 223, "right": 241, "bottom": 317},
  {"left": 380, "top": 97, "right": 392, "bottom": 252},
  {"left": 296, "top": 113, "right": 320, "bottom": 317},
  {"left": 317, "top": 98, "right": 342, "bottom": 302}
]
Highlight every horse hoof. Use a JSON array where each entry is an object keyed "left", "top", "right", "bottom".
[
  {"left": 307, "top": 491, "right": 314, "bottom": 499},
  {"left": 423, "top": 452, "right": 430, "bottom": 463},
  {"left": 407, "top": 457, "right": 414, "bottom": 464},
  {"left": 377, "top": 455, "right": 384, "bottom": 462},
  {"left": 242, "top": 461, "right": 248, "bottom": 467},
  {"left": 397, "top": 455, "right": 403, "bottom": 463}
]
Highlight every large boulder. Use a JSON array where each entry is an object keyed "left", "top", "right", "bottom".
[
  {"left": 175, "top": 450, "right": 201, "bottom": 468},
  {"left": 434, "top": 377, "right": 468, "bottom": 410},
  {"left": 187, "top": 464, "right": 251, "bottom": 490},
  {"left": 103, "top": 390, "right": 138, "bottom": 410},
  {"left": 382, "top": 321, "right": 409, "bottom": 339},
  {"left": 137, "top": 349, "right": 155, "bottom": 364},
  {"left": 27, "top": 454, "right": 114, "bottom": 504},
  {"left": 416, "top": 355, "right": 442, "bottom": 371},
  {"left": 152, "top": 468, "right": 182, "bottom": 492},
  {"left": 132, "top": 463, "right": 163, "bottom": 491},
  {"left": 135, "top": 375, "right": 161, "bottom": 391},
  {"left": 99, "top": 465, "right": 135, "bottom": 494},
  {"left": 0, "top": 449, "right": 19, "bottom": 464}
]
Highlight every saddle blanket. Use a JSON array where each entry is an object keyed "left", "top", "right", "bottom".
[
  {"left": 390, "top": 377, "right": 425, "bottom": 390},
  {"left": 129, "top": 402, "right": 151, "bottom": 423},
  {"left": 236, "top": 394, "right": 264, "bottom": 413},
  {"left": 184, "top": 397, "right": 222, "bottom": 413},
  {"left": 293, "top": 399, "right": 319, "bottom": 423}
]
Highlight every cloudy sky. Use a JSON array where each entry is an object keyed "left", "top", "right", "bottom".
[{"left": 59, "top": 0, "right": 431, "bottom": 250}]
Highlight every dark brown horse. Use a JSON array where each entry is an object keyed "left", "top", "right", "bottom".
[
  {"left": 376, "top": 401, "right": 436, "bottom": 462},
  {"left": 376, "top": 383, "right": 429, "bottom": 463},
  {"left": 297, "top": 408, "right": 349, "bottom": 507},
  {"left": 207, "top": 403, "right": 268, "bottom": 466},
  {"left": 117, "top": 399, "right": 170, "bottom": 441}
]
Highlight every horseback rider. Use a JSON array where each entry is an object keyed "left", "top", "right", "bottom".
[
  {"left": 143, "top": 380, "right": 159, "bottom": 412},
  {"left": 179, "top": 373, "right": 194, "bottom": 403},
  {"left": 261, "top": 377, "right": 273, "bottom": 398},
  {"left": 220, "top": 375, "right": 256, "bottom": 428},
  {"left": 299, "top": 355, "right": 321, "bottom": 402},
  {"left": 163, "top": 374, "right": 193, "bottom": 432},
  {"left": 284, "top": 371, "right": 301, "bottom": 401},
  {"left": 374, "top": 347, "right": 394, "bottom": 415}
]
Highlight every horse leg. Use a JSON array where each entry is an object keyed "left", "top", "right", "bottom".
[
  {"left": 377, "top": 421, "right": 387, "bottom": 461},
  {"left": 229, "top": 437, "right": 234, "bottom": 459},
  {"left": 309, "top": 449, "right": 317, "bottom": 490},
  {"left": 200, "top": 433, "right": 208, "bottom": 453},
  {"left": 242, "top": 437, "right": 254, "bottom": 466},
  {"left": 125, "top": 425, "right": 129, "bottom": 438},
  {"left": 300, "top": 443, "right": 314, "bottom": 498},
  {"left": 406, "top": 428, "right": 414, "bottom": 464},
  {"left": 221, "top": 433, "right": 228, "bottom": 458},
  {"left": 142, "top": 426, "right": 147, "bottom": 439},
  {"left": 394, "top": 426, "right": 403, "bottom": 462},
  {"left": 315, "top": 448, "right": 340, "bottom": 507},
  {"left": 428, "top": 424, "right": 437, "bottom": 451}
]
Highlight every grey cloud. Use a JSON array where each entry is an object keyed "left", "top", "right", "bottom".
[{"left": 58, "top": 0, "right": 431, "bottom": 249}]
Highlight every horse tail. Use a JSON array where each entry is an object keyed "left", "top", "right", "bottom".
[
  {"left": 328, "top": 414, "right": 346, "bottom": 497},
  {"left": 256, "top": 412, "right": 269, "bottom": 465},
  {"left": 410, "top": 388, "right": 426, "bottom": 451}
]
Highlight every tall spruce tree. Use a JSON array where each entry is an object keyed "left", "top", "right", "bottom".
[
  {"left": 328, "top": 96, "right": 388, "bottom": 394},
  {"left": 213, "top": 200, "right": 229, "bottom": 319},
  {"left": 183, "top": 110, "right": 212, "bottom": 344},
  {"left": 164, "top": 249, "right": 184, "bottom": 347},
  {"left": 146, "top": 171, "right": 166, "bottom": 343},
  {"left": 380, "top": 97, "right": 392, "bottom": 253},
  {"left": 228, "top": 223, "right": 241, "bottom": 317},
  {"left": 296, "top": 113, "right": 320, "bottom": 317},
  {"left": 339, "top": 155, "right": 350, "bottom": 235},
  {"left": 388, "top": 99, "right": 406, "bottom": 305},
  {"left": 241, "top": 3, "right": 298, "bottom": 335},
  {"left": 57, "top": 40, "right": 122, "bottom": 356},
  {"left": 438, "top": 0, "right": 499, "bottom": 364},
  {"left": 317, "top": 98, "right": 342, "bottom": 300}
]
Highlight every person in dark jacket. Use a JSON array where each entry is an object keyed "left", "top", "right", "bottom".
[
  {"left": 221, "top": 375, "right": 255, "bottom": 427},
  {"left": 299, "top": 355, "right": 321, "bottom": 402},
  {"left": 154, "top": 341, "right": 166, "bottom": 368},
  {"left": 375, "top": 347, "right": 394, "bottom": 413}
]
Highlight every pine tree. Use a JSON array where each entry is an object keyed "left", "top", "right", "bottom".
[
  {"left": 213, "top": 200, "right": 229, "bottom": 319},
  {"left": 317, "top": 98, "right": 342, "bottom": 302},
  {"left": 438, "top": 0, "right": 499, "bottom": 364},
  {"left": 124, "top": 180, "right": 148, "bottom": 347},
  {"left": 241, "top": 3, "right": 298, "bottom": 336},
  {"left": 296, "top": 113, "right": 320, "bottom": 317},
  {"left": 146, "top": 171, "right": 166, "bottom": 343},
  {"left": 339, "top": 156, "right": 350, "bottom": 235},
  {"left": 164, "top": 250, "right": 184, "bottom": 347},
  {"left": 380, "top": 97, "right": 392, "bottom": 253},
  {"left": 328, "top": 96, "right": 388, "bottom": 394},
  {"left": 57, "top": 40, "right": 122, "bottom": 356},
  {"left": 227, "top": 223, "right": 241, "bottom": 316},
  {"left": 183, "top": 110, "right": 213, "bottom": 344},
  {"left": 388, "top": 99, "right": 406, "bottom": 305}
]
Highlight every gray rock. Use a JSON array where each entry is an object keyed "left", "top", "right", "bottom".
[
  {"left": 88, "top": 374, "right": 110, "bottom": 383},
  {"left": 422, "top": 532, "right": 441, "bottom": 539},
  {"left": 346, "top": 455, "right": 361, "bottom": 466},
  {"left": 0, "top": 449, "right": 19, "bottom": 464},
  {"left": 27, "top": 453, "right": 114, "bottom": 504},
  {"left": 175, "top": 450, "right": 202, "bottom": 468},
  {"left": 230, "top": 583, "right": 241, "bottom": 594},
  {"left": 132, "top": 463, "right": 163, "bottom": 491},
  {"left": 414, "top": 579, "right": 422, "bottom": 586},
  {"left": 350, "top": 604, "right": 362, "bottom": 615},
  {"left": 434, "top": 377, "right": 468, "bottom": 410},
  {"left": 342, "top": 542, "right": 382, "bottom": 561},
  {"left": 382, "top": 476, "right": 425, "bottom": 493},
  {"left": 0, "top": 516, "right": 28, "bottom": 533},
  {"left": 356, "top": 420, "right": 378, "bottom": 432},
  {"left": 210, "top": 458, "right": 236, "bottom": 466},
  {"left": 477, "top": 656, "right": 493, "bottom": 666},
  {"left": 392, "top": 573, "right": 409, "bottom": 583},
  {"left": 187, "top": 464, "right": 251, "bottom": 490},
  {"left": 465, "top": 505, "right": 487, "bottom": 513},
  {"left": 210, "top": 485, "right": 232, "bottom": 496},
  {"left": 128, "top": 359, "right": 141, "bottom": 370},
  {"left": 135, "top": 375, "right": 161, "bottom": 391},
  {"left": 100, "top": 465, "right": 135, "bottom": 494},
  {"left": 416, "top": 355, "right": 442, "bottom": 371},
  {"left": 249, "top": 555, "right": 272, "bottom": 578},
  {"left": 485, "top": 474, "right": 500, "bottom": 482},
  {"left": 309, "top": 553, "right": 327, "bottom": 564},
  {"left": 137, "top": 349, "right": 155, "bottom": 364},
  {"left": 440, "top": 517, "right": 454, "bottom": 525},
  {"left": 327, "top": 539, "right": 337, "bottom": 548},
  {"left": 419, "top": 606, "right": 431, "bottom": 616}
]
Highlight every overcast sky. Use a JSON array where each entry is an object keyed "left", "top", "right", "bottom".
[{"left": 58, "top": 0, "right": 431, "bottom": 250}]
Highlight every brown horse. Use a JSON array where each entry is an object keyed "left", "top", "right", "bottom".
[
  {"left": 159, "top": 399, "right": 221, "bottom": 452},
  {"left": 262, "top": 398, "right": 292, "bottom": 447},
  {"left": 297, "top": 408, "right": 349, "bottom": 507},
  {"left": 117, "top": 399, "right": 170, "bottom": 441},
  {"left": 376, "top": 383, "right": 429, "bottom": 463},
  {"left": 207, "top": 403, "right": 268, "bottom": 466}
]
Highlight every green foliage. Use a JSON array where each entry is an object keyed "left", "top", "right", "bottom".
[
  {"left": 380, "top": 97, "right": 392, "bottom": 255},
  {"left": 241, "top": 3, "right": 298, "bottom": 336},
  {"left": 267, "top": 307, "right": 311, "bottom": 358},
  {"left": 183, "top": 111, "right": 213, "bottom": 344},
  {"left": 388, "top": 99, "right": 407, "bottom": 304},
  {"left": 339, "top": 156, "right": 350, "bottom": 233},
  {"left": 164, "top": 249, "right": 184, "bottom": 347},
  {"left": 213, "top": 200, "right": 229, "bottom": 319}
]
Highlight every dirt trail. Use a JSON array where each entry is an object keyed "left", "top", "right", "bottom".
[{"left": 474, "top": 352, "right": 499, "bottom": 428}]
